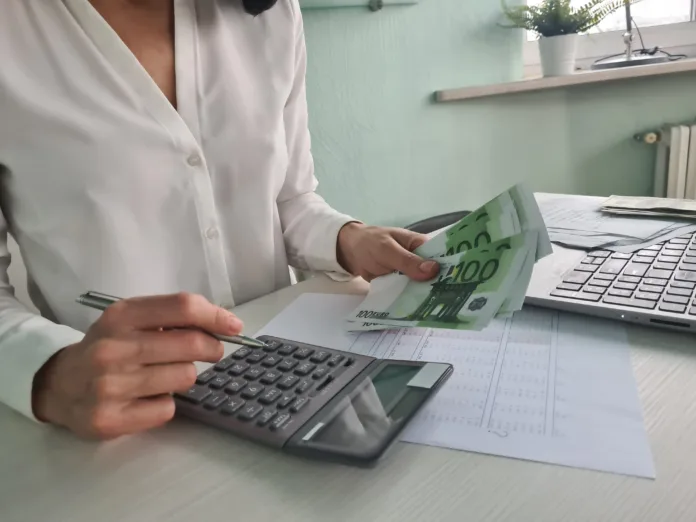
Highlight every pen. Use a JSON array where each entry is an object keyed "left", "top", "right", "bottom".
[{"left": 76, "top": 290, "right": 267, "bottom": 349}]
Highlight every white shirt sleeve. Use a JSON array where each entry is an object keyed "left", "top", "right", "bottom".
[
  {"left": 0, "top": 209, "right": 84, "bottom": 421},
  {"left": 277, "top": 0, "right": 357, "bottom": 278}
]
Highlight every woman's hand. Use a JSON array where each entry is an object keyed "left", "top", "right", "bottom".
[{"left": 337, "top": 222, "right": 440, "bottom": 282}]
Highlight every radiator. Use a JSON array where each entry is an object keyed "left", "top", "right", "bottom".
[{"left": 636, "top": 125, "right": 696, "bottom": 199}]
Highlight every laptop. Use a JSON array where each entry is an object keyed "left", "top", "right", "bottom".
[{"left": 525, "top": 233, "right": 696, "bottom": 333}]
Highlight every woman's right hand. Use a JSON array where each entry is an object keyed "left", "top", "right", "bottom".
[{"left": 32, "top": 293, "right": 243, "bottom": 439}]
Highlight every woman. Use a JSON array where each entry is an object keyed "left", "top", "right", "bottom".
[{"left": 0, "top": 0, "right": 438, "bottom": 438}]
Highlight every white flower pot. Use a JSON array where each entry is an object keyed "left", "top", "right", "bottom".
[{"left": 538, "top": 34, "right": 579, "bottom": 77}]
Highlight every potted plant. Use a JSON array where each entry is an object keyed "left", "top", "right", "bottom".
[{"left": 501, "top": 0, "right": 633, "bottom": 77}]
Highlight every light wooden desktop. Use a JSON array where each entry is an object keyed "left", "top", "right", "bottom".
[{"left": 2, "top": 274, "right": 696, "bottom": 522}]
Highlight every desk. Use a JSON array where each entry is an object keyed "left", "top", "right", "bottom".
[{"left": 2, "top": 275, "right": 696, "bottom": 522}]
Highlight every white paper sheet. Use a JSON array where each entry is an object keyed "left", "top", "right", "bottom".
[{"left": 255, "top": 293, "right": 655, "bottom": 478}]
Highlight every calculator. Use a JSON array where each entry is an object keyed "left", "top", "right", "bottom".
[{"left": 174, "top": 335, "right": 453, "bottom": 467}]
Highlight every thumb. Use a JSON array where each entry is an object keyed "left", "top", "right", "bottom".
[
  {"left": 389, "top": 228, "right": 430, "bottom": 253},
  {"left": 384, "top": 234, "right": 439, "bottom": 281}
]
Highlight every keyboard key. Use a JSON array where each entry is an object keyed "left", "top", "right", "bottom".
[
  {"left": 663, "top": 294, "right": 690, "bottom": 305},
  {"left": 602, "top": 296, "right": 656, "bottom": 310},
  {"left": 583, "top": 285, "right": 606, "bottom": 295},
  {"left": 231, "top": 347, "right": 252, "bottom": 359},
  {"left": 550, "top": 290, "right": 601, "bottom": 302},
  {"left": 556, "top": 282, "right": 582, "bottom": 291},
  {"left": 295, "top": 363, "right": 317, "bottom": 376},
  {"left": 639, "top": 284, "right": 664, "bottom": 294},
  {"left": 563, "top": 271, "right": 592, "bottom": 284},
  {"left": 196, "top": 369, "right": 217, "bottom": 385},
  {"left": 690, "top": 308, "right": 696, "bottom": 316},
  {"left": 296, "top": 379, "right": 313, "bottom": 393},
  {"left": 664, "top": 245, "right": 687, "bottom": 252},
  {"left": 581, "top": 257, "right": 596, "bottom": 264},
  {"left": 278, "top": 344, "right": 298, "bottom": 355},
  {"left": 214, "top": 357, "right": 236, "bottom": 371},
  {"left": 278, "top": 358, "right": 299, "bottom": 372},
  {"left": 646, "top": 269, "right": 672, "bottom": 279},
  {"left": 575, "top": 264, "right": 598, "bottom": 273},
  {"left": 608, "top": 289, "right": 633, "bottom": 298},
  {"left": 310, "top": 350, "right": 331, "bottom": 363},
  {"left": 293, "top": 347, "right": 315, "bottom": 360},
  {"left": 238, "top": 403, "right": 264, "bottom": 421},
  {"left": 257, "top": 410, "right": 278, "bottom": 427},
  {"left": 204, "top": 391, "right": 228, "bottom": 410},
  {"left": 637, "top": 250, "right": 658, "bottom": 258},
  {"left": 210, "top": 374, "right": 232, "bottom": 389},
  {"left": 659, "top": 302, "right": 687, "bottom": 314},
  {"left": 241, "top": 384, "right": 265, "bottom": 399},
  {"left": 246, "top": 351, "right": 266, "bottom": 364},
  {"left": 672, "top": 281, "right": 696, "bottom": 290},
  {"left": 278, "top": 375, "right": 300, "bottom": 390},
  {"left": 327, "top": 354, "right": 345, "bottom": 367},
  {"left": 653, "top": 262, "right": 678, "bottom": 271},
  {"left": 600, "top": 260, "right": 628, "bottom": 274},
  {"left": 313, "top": 367, "right": 331, "bottom": 380},
  {"left": 611, "top": 253, "right": 633, "bottom": 260},
  {"left": 644, "top": 278, "right": 668, "bottom": 287},
  {"left": 658, "top": 255, "right": 682, "bottom": 263},
  {"left": 589, "top": 279, "right": 611, "bottom": 288},
  {"left": 289, "top": 397, "right": 310, "bottom": 413},
  {"left": 675, "top": 271, "right": 696, "bottom": 283},
  {"left": 262, "top": 340, "right": 281, "bottom": 352},
  {"left": 224, "top": 378, "right": 247, "bottom": 394},
  {"left": 259, "top": 388, "right": 282, "bottom": 405},
  {"left": 618, "top": 276, "right": 641, "bottom": 284},
  {"left": 228, "top": 362, "right": 250, "bottom": 376},
  {"left": 592, "top": 250, "right": 611, "bottom": 258},
  {"left": 670, "top": 238, "right": 690, "bottom": 245},
  {"left": 645, "top": 245, "right": 662, "bottom": 251},
  {"left": 635, "top": 292, "right": 660, "bottom": 302},
  {"left": 614, "top": 282, "right": 637, "bottom": 291},
  {"left": 221, "top": 398, "right": 246, "bottom": 415},
  {"left": 270, "top": 413, "right": 292, "bottom": 431},
  {"left": 623, "top": 264, "right": 648, "bottom": 277},
  {"left": 632, "top": 256, "right": 654, "bottom": 264},
  {"left": 680, "top": 263, "right": 696, "bottom": 272},
  {"left": 277, "top": 394, "right": 295, "bottom": 409},
  {"left": 667, "top": 286, "right": 693, "bottom": 297},
  {"left": 180, "top": 385, "right": 212, "bottom": 404},
  {"left": 592, "top": 258, "right": 604, "bottom": 265},
  {"left": 261, "top": 355, "right": 282, "bottom": 368},
  {"left": 260, "top": 369, "right": 282, "bottom": 384},
  {"left": 594, "top": 273, "right": 616, "bottom": 281}
]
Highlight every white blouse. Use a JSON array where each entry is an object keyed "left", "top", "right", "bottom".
[{"left": 0, "top": 0, "right": 354, "bottom": 420}]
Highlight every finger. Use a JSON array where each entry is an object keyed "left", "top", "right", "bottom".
[
  {"left": 99, "top": 292, "right": 243, "bottom": 336},
  {"left": 380, "top": 237, "right": 439, "bottom": 281},
  {"left": 96, "top": 363, "right": 197, "bottom": 401},
  {"left": 90, "top": 330, "right": 223, "bottom": 369},
  {"left": 118, "top": 395, "right": 177, "bottom": 435},
  {"left": 388, "top": 228, "right": 430, "bottom": 252}
]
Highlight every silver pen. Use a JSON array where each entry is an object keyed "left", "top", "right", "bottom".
[{"left": 76, "top": 291, "right": 267, "bottom": 349}]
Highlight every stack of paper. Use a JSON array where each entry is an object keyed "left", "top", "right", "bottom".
[
  {"left": 601, "top": 195, "right": 696, "bottom": 219},
  {"left": 540, "top": 194, "right": 696, "bottom": 253}
]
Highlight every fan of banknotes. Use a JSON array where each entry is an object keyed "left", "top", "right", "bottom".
[{"left": 344, "top": 183, "right": 553, "bottom": 332}]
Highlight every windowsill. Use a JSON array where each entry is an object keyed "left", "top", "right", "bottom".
[{"left": 434, "top": 57, "right": 696, "bottom": 103}]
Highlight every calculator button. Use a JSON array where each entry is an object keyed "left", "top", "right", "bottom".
[
  {"left": 259, "top": 388, "right": 282, "bottom": 405},
  {"left": 278, "top": 375, "right": 300, "bottom": 390},
  {"left": 214, "top": 356, "right": 236, "bottom": 371},
  {"left": 327, "top": 354, "right": 345, "bottom": 367},
  {"left": 180, "top": 385, "right": 212, "bottom": 404},
  {"left": 260, "top": 369, "right": 282, "bottom": 384},
  {"left": 296, "top": 379, "right": 313, "bottom": 394},
  {"left": 261, "top": 355, "right": 282, "bottom": 368},
  {"left": 195, "top": 369, "right": 217, "bottom": 385},
  {"left": 204, "top": 391, "right": 228, "bottom": 410},
  {"left": 245, "top": 367, "right": 265, "bottom": 381},
  {"left": 278, "top": 344, "right": 298, "bottom": 355},
  {"left": 238, "top": 404, "right": 264, "bottom": 421},
  {"left": 257, "top": 410, "right": 278, "bottom": 426},
  {"left": 277, "top": 394, "right": 294, "bottom": 409},
  {"left": 294, "top": 363, "right": 316, "bottom": 376},
  {"left": 229, "top": 362, "right": 250, "bottom": 376},
  {"left": 209, "top": 374, "right": 232, "bottom": 389},
  {"left": 241, "top": 384, "right": 265, "bottom": 399},
  {"left": 293, "top": 347, "right": 314, "bottom": 360},
  {"left": 221, "top": 398, "right": 246, "bottom": 415},
  {"left": 270, "top": 413, "right": 292, "bottom": 431},
  {"left": 246, "top": 351, "right": 266, "bottom": 364},
  {"left": 309, "top": 350, "right": 331, "bottom": 363},
  {"left": 312, "top": 367, "right": 329, "bottom": 380},
  {"left": 262, "top": 340, "right": 282, "bottom": 352},
  {"left": 224, "top": 378, "right": 247, "bottom": 394},
  {"left": 231, "top": 347, "right": 252, "bottom": 360},
  {"left": 277, "top": 358, "right": 299, "bottom": 372},
  {"left": 289, "top": 397, "right": 310, "bottom": 413}
]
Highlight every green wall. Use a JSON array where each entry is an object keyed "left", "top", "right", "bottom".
[{"left": 302, "top": 0, "right": 696, "bottom": 227}]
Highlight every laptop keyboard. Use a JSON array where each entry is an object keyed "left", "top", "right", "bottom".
[{"left": 551, "top": 234, "right": 696, "bottom": 315}]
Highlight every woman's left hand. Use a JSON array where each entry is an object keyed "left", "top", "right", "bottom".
[{"left": 337, "top": 222, "right": 440, "bottom": 282}]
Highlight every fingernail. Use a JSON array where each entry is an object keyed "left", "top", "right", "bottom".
[{"left": 420, "top": 260, "right": 438, "bottom": 273}]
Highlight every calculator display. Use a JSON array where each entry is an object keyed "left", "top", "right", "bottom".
[{"left": 309, "top": 364, "right": 421, "bottom": 452}]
